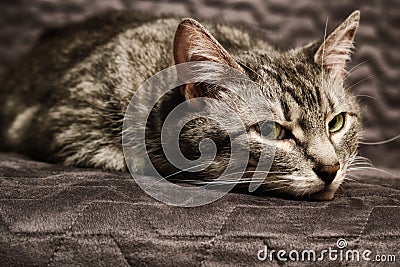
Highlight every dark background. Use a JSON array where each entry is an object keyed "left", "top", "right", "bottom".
[{"left": 0, "top": 0, "right": 399, "bottom": 168}]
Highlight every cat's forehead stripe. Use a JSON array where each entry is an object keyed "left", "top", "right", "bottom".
[
  {"left": 279, "top": 95, "right": 292, "bottom": 121},
  {"left": 260, "top": 61, "right": 345, "bottom": 121}
]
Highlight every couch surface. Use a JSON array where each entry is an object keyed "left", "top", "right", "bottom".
[
  {"left": 0, "top": 152, "right": 399, "bottom": 266},
  {"left": 1, "top": 0, "right": 399, "bottom": 167}
]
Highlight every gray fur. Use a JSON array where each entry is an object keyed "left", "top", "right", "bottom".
[{"left": 0, "top": 11, "right": 361, "bottom": 200}]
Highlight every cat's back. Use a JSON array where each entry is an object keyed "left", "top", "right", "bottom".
[
  {"left": 0, "top": 11, "right": 271, "bottom": 95},
  {"left": 0, "top": 12, "right": 178, "bottom": 102},
  {"left": 0, "top": 11, "right": 271, "bottom": 166},
  {"left": 0, "top": 12, "right": 180, "bottom": 152}
]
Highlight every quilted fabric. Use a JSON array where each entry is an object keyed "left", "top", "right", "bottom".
[
  {"left": 0, "top": 152, "right": 399, "bottom": 266},
  {"left": 0, "top": 0, "right": 399, "bottom": 266},
  {"left": 0, "top": 0, "right": 399, "bottom": 167}
]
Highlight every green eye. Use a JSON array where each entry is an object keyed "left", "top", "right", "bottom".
[
  {"left": 328, "top": 113, "right": 345, "bottom": 133},
  {"left": 259, "top": 121, "right": 282, "bottom": 139}
]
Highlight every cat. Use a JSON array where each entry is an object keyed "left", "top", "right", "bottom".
[{"left": 0, "top": 10, "right": 361, "bottom": 201}]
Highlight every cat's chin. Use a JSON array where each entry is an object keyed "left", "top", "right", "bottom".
[{"left": 309, "top": 187, "right": 337, "bottom": 201}]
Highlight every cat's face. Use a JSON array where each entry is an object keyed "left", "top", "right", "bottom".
[
  {"left": 240, "top": 49, "right": 361, "bottom": 200},
  {"left": 172, "top": 11, "right": 361, "bottom": 200}
]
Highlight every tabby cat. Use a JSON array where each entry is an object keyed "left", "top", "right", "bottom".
[{"left": 0, "top": 10, "right": 361, "bottom": 200}]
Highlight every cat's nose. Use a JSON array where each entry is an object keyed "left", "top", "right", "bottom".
[{"left": 313, "top": 163, "right": 340, "bottom": 185}]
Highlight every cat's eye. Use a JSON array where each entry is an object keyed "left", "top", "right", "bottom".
[
  {"left": 328, "top": 113, "right": 345, "bottom": 133},
  {"left": 258, "top": 121, "right": 284, "bottom": 139}
]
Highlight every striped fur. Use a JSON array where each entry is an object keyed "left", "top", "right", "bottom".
[{"left": 0, "top": 11, "right": 361, "bottom": 200}]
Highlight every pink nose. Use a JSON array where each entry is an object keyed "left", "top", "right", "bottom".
[{"left": 313, "top": 163, "right": 340, "bottom": 185}]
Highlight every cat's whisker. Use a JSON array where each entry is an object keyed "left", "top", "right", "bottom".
[
  {"left": 347, "top": 166, "right": 373, "bottom": 171},
  {"left": 348, "top": 160, "right": 373, "bottom": 165},
  {"left": 163, "top": 162, "right": 211, "bottom": 179},
  {"left": 289, "top": 184, "right": 309, "bottom": 198},
  {"left": 347, "top": 74, "right": 376, "bottom": 91},
  {"left": 344, "top": 179, "right": 361, "bottom": 185},
  {"left": 236, "top": 60, "right": 263, "bottom": 80},
  {"left": 210, "top": 170, "right": 290, "bottom": 179},
  {"left": 143, "top": 162, "right": 211, "bottom": 189},
  {"left": 348, "top": 162, "right": 373, "bottom": 168},
  {"left": 182, "top": 178, "right": 289, "bottom": 186},
  {"left": 300, "top": 188, "right": 308, "bottom": 198},
  {"left": 344, "top": 176, "right": 361, "bottom": 184},
  {"left": 294, "top": 186, "right": 304, "bottom": 198},
  {"left": 344, "top": 57, "right": 374, "bottom": 79},
  {"left": 202, "top": 177, "right": 292, "bottom": 184},
  {"left": 348, "top": 155, "right": 374, "bottom": 167},
  {"left": 354, "top": 94, "right": 384, "bottom": 105},
  {"left": 202, "top": 180, "right": 285, "bottom": 185},
  {"left": 320, "top": 16, "right": 329, "bottom": 89},
  {"left": 348, "top": 158, "right": 373, "bottom": 163},
  {"left": 358, "top": 134, "right": 400, "bottom": 145},
  {"left": 347, "top": 166, "right": 398, "bottom": 177},
  {"left": 228, "top": 171, "right": 289, "bottom": 175},
  {"left": 204, "top": 178, "right": 290, "bottom": 183},
  {"left": 348, "top": 160, "right": 372, "bottom": 166},
  {"left": 200, "top": 178, "right": 274, "bottom": 185},
  {"left": 336, "top": 186, "right": 345, "bottom": 194},
  {"left": 302, "top": 187, "right": 311, "bottom": 198},
  {"left": 352, "top": 155, "right": 373, "bottom": 164}
]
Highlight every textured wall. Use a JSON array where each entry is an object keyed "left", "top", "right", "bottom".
[{"left": 0, "top": 0, "right": 399, "bottom": 167}]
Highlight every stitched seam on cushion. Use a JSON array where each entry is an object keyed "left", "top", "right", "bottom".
[
  {"left": 358, "top": 205, "right": 400, "bottom": 239},
  {"left": 354, "top": 206, "right": 375, "bottom": 248},
  {"left": 111, "top": 235, "right": 131, "bottom": 267},
  {"left": 199, "top": 205, "right": 236, "bottom": 267},
  {"left": 142, "top": 211, "right": 162, "bottom": 237},
  {"left": 46, "top": 201, "right": 93, "bottom": 267},
  {"left": 109, "top": 186, "right": 136, "bottom": 202},
  {"left": 91, "top": 200, "right": 164, "bottom": 206}
]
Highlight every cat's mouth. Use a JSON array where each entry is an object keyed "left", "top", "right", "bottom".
[
  {"left": 308, "top": 170, "right": 345, "bottom": 201},
  {"left": 309, "top": 186, "right": 337, "bottom": 201}
]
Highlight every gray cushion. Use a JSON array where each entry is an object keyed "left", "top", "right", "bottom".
[{"left": 0, "top": 152, "right": 399, "bottom": 265}]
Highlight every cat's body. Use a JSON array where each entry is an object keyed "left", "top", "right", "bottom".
[
  {"left": 0, "top": 13, "right": 270, "bottom": 169},
  {"left": 0, "top": 11, "right": 361, "bottom": 200}
]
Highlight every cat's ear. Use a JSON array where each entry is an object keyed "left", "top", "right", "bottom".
[
  {"left": 173, "top": 18, "right": 242, "bottom": 100},
  {"left": 314, "top": 10, "right": 360, "bottom": 78}
]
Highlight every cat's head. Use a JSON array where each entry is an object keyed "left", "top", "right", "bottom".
[{"left": 171, "top": 11, "right": 361, "bottom": 200}]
